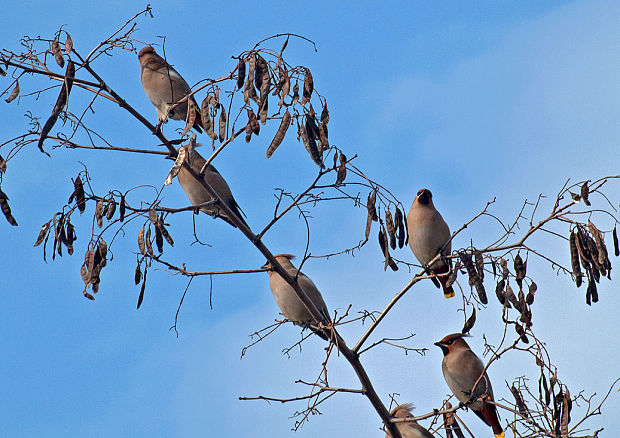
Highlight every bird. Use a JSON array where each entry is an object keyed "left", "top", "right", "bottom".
[
  {"left": 435, "top": 333, "right": 504, "bottom": 438},
  {"left": 138, "top": 46, "right": 204, "bottom": 133},
  {"left": 176, "top": 146, "right": 247, "bottom": 228},
  {"left": 262, "top": 254, "right": 330, "bottom": 330},
  {"left": 407, "top": 188, "right": 454, "bottom": 298},
  {"left": 385, "top": 403, "right": 434, "bottom": 438}
]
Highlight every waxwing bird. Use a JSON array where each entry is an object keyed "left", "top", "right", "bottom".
[
  {"left": 435, "top": 333, "right": 504, "bottom": 438},
  {"left": 138, "top": 46, "right": 204, "bottom": 133},
  {"left": 407, "top": 188, "right": 454, "bottom": 298},
  {"left": 385, "top": 403, "right": 434, "bottom": 438},
  {"left": 262, "top": 254, "right": 330, "bottom": 329},
  {"left": 176, "top": 146, "right": 247, "bottom": 228}
]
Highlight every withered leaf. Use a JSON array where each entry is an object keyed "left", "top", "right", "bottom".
[
  {"left": 301, "top": 68, "right": 313, "bottom": 105},
  {"left": 94, "top": 200, "right": 104, "bottom": 228},
  {"left": 580, "top": 181, "right": 591, "bottom": 206},
  {"left": 34, "top": 221, "right": 52, "bottom": 246},
  {"left": 137, "top": 266, "right": 147, "bottom": 309},
  {"left": 165, "top": 146, "right": 186, "bottom": 186},
  {"left": 266, "top": 110, "right": 290, "bottom": 158},
  {"left": 5, "top": 80, "right": 19, "bottom": 103},
  {"left": 138, "top": 225, "right": 146, "bottom": 256},
  {"left": 461, "top": 307, "right": 476, "bottom": 334},
  {"left": 154, "top": 222, "right": 163, "bottom": 253},
  {"left": 134, "top": 263, "right": 142, "bottom": 285},
  {"left": 236, "top": 58, "right": 246, "bottom": 90},
  {"left": 51, "top": 39, "right": 64, "bottom": 68},
  {"left": 65, "top": 33, "right": 73, "bottom": 54},
  {"left": 218, "top": 105, "right": 227, "bottom": 141}
]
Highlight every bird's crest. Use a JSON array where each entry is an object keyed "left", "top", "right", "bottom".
[{"left": 390, "top": 403, "right": 414, "bottom": 418}]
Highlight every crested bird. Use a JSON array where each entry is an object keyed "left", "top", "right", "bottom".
[
  {"left": 176, "top": 146, "right": 247, "bottom": 228},
  {"left": 385, "top": 403, "right": 434, "bottom": 438},
  {"left": 138, "top": 46, "right": 204, "bottom": 133},
  {"left": 262, "top": 254, "right": 330, "bottom": 334},
  {"left": 435, "top": 333, "right": 504, "bottom": 438},
  {"left": 407, "top": 188, "right": 454, "bottom": 298}
]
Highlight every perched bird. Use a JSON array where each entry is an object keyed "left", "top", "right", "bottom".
[
  {"left": 262, "top": 254, "right": 330, "bottom": 328},
  {"left": 435, "top": 333, "right": 504, "bottom": 438},
  {"left": 407, "top": 188, "right": 454, "bottom": 298},
  {"left": 385, "top": 403, "right": 434, "bottom": 438},
  {"left": 176, "top": 146, "right": 247, "bottom": 228},
  {"left": 138, "top": 46, "right": 204, "bottom": 133}
]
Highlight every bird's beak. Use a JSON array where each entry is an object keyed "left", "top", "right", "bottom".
[
  {"left": 433, "top": 341, "right": 443, "bottom": 347},
  {"left": 260, "top": 262, "right": 269, "bottom": 270}
]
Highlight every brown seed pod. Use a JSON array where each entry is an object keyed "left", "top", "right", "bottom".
[
  {"left": 301, "top": 68, "right": 313, "bottom": 105},
  {"left": 514, "top": 253, "right": 526, "bottom": 289},
  {"left": 94, "top": 200, "right": 104, "bottom": 228},
  {"left": 0, "top": 154, "right": 6, "bottom": 173},
  {"left": 154, "top": 222, "right": 164, "bottom": 253},
  {"left": 145, "top": 225, "right": 154, "bottom": 257},
  {"left": 378, "top": 228, "right": 387, "bottom": 259},
  {"left": 259, "top": 92, "right": 268, "bottom": 125},
  {"left": 321, "top": 104, "right": 330, "bottom": 126},
  {"left": 218, "top": 105, "right": 227, "bottom": 141},
  {"left": 38, "top": 61, "right": 75, "bottom": 155},
  {"left": 511, "top": 385, "right": 530, "bottom": 418},
  {"left": 364, "top": 208, "right": 373, "bottom": 241},
  {"left": 504, "top": 283, "right": 518, "bottom": 309},
  {"left": 244, "top": 53, "right": 258, "bottom": 104},
  {"left": 134, "top": 263, "right": 142, "bottom": 285},
  {"left": 51, "top": 39, "right": 64, "bottom": 68},
  {"left": 515, "top": 323, "right": 529, "bottom": 343},
  {"left": 385, "top": 209, "right": 396, "bottom": 250},
  {"left": 80, "top": 264, "right": 90, "bottom": 286},
  {"left": 299, "top": 118, "right": 322, "bottom": 167},
  {"left": 138, "top": 225, "right": 146, "bottom": 256},
  {"left": 200, "top": 96, "right": 216, "bottom": 140},
  {"left": 73, "top": 175, "right": 86, "bottom": 213},
  {"left": 291, "top": 82, "right": 299, "bottom": 105},
  {"left": 65, "top": 220, "right": 75, "bottom": 255},
  {"left": 97, "top": 239, "right": 107, "bottom": 267},
  {"left": 164, "top": 146, "right": 186, "bottom": 186},
  {"left": 336, "top": 162, "right": 346, "bottom": 186},
  {"left": 65, "top": 33, "right": 73, "bottom": 54},
  {"left": 34, "top": 220, "right": 52, "bottom": 246},
  {"left": 236, "top": 57, "right": 246, "bottom": 90},
  {"left": 6, "top": 80, "right": 19, "bottom": 103},
  {"left": 613, "top": 225, "right": 619, "bottom": 257},
  {"left": 500, "top": 258, "right": 509, "bottom": 281},
  {"left": 181, "top": 98, "right": 196, "bottom": 138},
  {"left": 586, "top": 271, "right": 598, "bottom": 305},
  {"left": 575, "top": 228, "right": 592, "bottom": 270},
  {"left": 588, "top": 220, "right": 610, "bottom": 271},
  {"left": 254, "top": 55, "right": 269, "bottom": 93},
  {"left": 560, "top": 390, "right": 571, "bottom": 436},
  {"left": 277, "top": 68, "right": 290, "bottom": 106},
  {"left": 137, "top": 266, "right": 147, "bottom": 309},
  {"left": 267, "top": 109, "right": 291, "bottom": 158},
  {"left": 246, "top": 108, "right": 259, "bottom": 136},
  {"left": 474, "top": 250, "right": 484, "bottom": 282},
  {"left": 394, "top": 207, "right": 405, "bottom": 249},
  {"left": 459, "top": 251, "right": 487, "bottom": 304},
  {"left": 495, "top": 279, "right": 506, "bottom": 305},
  {"left": 569, "top": 231, "right": 583, "bottom": 287},
  {"left": 580, "top": 181, "right": 591, "bottom": 206},
  {"left": 119, "top": 195, "right": 126, "bottom": 222},
  {"left": 526, "top": 281, "right": 537, "bottom": 305},
  {"left": 157, "top": 220, "right": 174, "bottom": 247},
  {"left": 83, "top": 289, "right": 95, "bottom": 301},
  {"left": 367, "top": 190, "right": 378, "bottom": 222},
  {"left": 148, "top": 209, "right": 158, "bottom": 225},
  {"left": 461, "top": 307, "right": 476, "bottom": 334},
  {"left": 106, "top": 199, "right": 116, "bottom": 220}
]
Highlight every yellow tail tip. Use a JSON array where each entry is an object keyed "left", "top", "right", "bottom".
[
  {"left": 444, "top": 291, "right": 455, "bottom": 299},
  {"left": 495, "top": 432, "right": 505, "bottom": 438}
]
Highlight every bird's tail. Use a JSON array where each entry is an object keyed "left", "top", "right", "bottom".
[
  {"left": 474, "top": 403, "right": 504, "bottom": 437},
  {"left": 432, "top": 264, "right": 455, "bottom": 298}
]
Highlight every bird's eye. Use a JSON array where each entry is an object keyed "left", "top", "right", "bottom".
[{"left": 445, "top": 339, "right": 453, "bottom": 345}]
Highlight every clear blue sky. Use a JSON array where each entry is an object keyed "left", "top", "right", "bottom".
[{"left": 1, "top": 1, "right": 619, "bottom": 436}]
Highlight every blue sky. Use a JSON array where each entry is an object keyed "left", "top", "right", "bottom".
[{"left": 1, "top": 0, "right": 619, "bottom": 436}]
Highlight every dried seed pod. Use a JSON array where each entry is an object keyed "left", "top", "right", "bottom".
[
  {"left": 459, "top": 251, "right": 487, "bottom": 304},
  {"left": 510, "top": 385, "right": 529, "bottom": 418},
  {"left": 34, "top": 220, "right": 52, "bottom": 246},
  {"left": 367, "top": 191, "right": 378, "bottom": 222},
  {"left": 73, "top": 175, "right": 86, "bottom": 213},
  {"left": 588, "top": 220, "right": 610, "bottom": 271},
  {"left": 243, "top": 53, "right": 257, "bottom": 104},
  {"left": 526, "top": 281, "right": 537, "bottom": 305},
  {"left": 134, "top": 263, "right": 142, "bottom": 285},
  {"left": 5, "top": 80, "right": 19, "bottom": 103},
  {"left": 504, "top": 284, "right": 518, "bottom": 309},
  {"left": 218, "top": 105, "right": 227, "bottom": 141},
  {"left": 119, "top": 195, "right": 126, "bottom": 222},
  {"left": 259, "top": 92, "right": 268, "bottom": 125},
  {"left": 51, "top": 39, "right": 64, "bottom": 68},
  {"left": 200, "top": 96, "right": 216, "bottom": 140},
  {"left": 540, "top": 374, "right": 550, "bottom": 407},
  {"left": 461, "top": 307, "right": 476, "bottom": 334},
  {"left": 515, "top": 323, "right": 529, "bottom": 343},
  {"left": 336, "top": 162, "right": 346, "bottom": 186},
  {"left": 560, "top": 390, "right": 571, "bottom": 436},
  {"left": 137, "top": 266, "right": 147, "bottom": 309},
  {"left": 321, "top": 104, "right": 330, "bottom": 126},
  {"left": 0, "top": 154, "right": 5, "bottom": 173},
  {"left": 445, "top": 266, "right": 458, "bottom": 290},
  {"left": 157, "top": 220, "right": 174, "bottom": 246},
  {"left": 236, "top": 58, "right": 246, "bottom": 90},
  {"left": 613, "top": 225, "right": 619, "bottom": 257},
  {"left": 83, "top": 289, "right": 95, "bottom": 301},
  {"left": 495, "top": 279, "right": 506, "bottom": 305},
  {"left": 145, "top": 225, "right": 154, "bottom": 257},
  {"left": 267, "top": 111, "right": 291, "bottom": 156},
  {"left": 385, "top": 209, "right": 396, "bottom": 250},
  {"left": 148, "top": 209, "right": 158, "bottom": 225},
  {"left": 138, "top": 225, "right": 146, "bottom": 256},
  {"left": 291, "top": 82, "right": 299, "bottom": 105},
  {"left": 164, "top": 146, "right": 186, "bottom": 186},
  {"left": 500, "top": 258, "right": 509, "bottom": 281},
  {"left": 514, "top": 253, "right": 526, "bottom": 289},
  {"left": 254, "top": 55, "right": 269, "bottom": 94},
  {"left": 586, "top": 271, "right": 598, "bottom": 305},
  {"left": 569, "top": 231, "right": 583, "bottom": 287},
  {"left": 97, "top": 239, "right": 107, "bottom": 267},
  {"left": 301, "top": 68, "right": 313, "bottom": 105},
  {"left": 154, "top": 222, "right": 164, "bottom": 253},
  {"left": 474, "top": 250, "right": 484, "bottom": 282},
  {"left": 394, "top": 207, "right": 405, "bottom": 249},
  {"left": 277, "top": 67, "right": 290, "bottom": 106},
  {"left": 580, "top": 181, "right": 591, "bottom": 206},
  {"left": 248, "top": 108, "right": 260, "bottom": 135},
  {"left": 299, "top": 119, "right": 322, "bottom": 167},
  {"left": 378, "top": 227, "right": 387, "bottom": 259},
  {"left": 94, "top": 200, "right": 104, "bottom": 228},
  {"left": 181, "top": 98, "right": 196, "bottom": 138},
  {"left": 65, "top": 33, "right": 73, "bottom": 54},
  {"left": 106, "top": 199, "right": 116, "bottom": 220},
  {"left": 364, "top": 207, "right": 373, "bottom": 241},
  {"left": 575, "top": 228, "right": 592, "bottom": 271},
  {"left": 65, "top": 220, "right": 75, "bottom": 255},
  {"left": 80, "top": 264, "right": 90, "bottom": 285}
]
